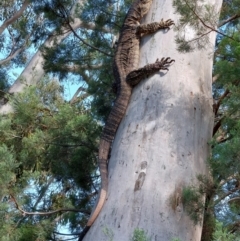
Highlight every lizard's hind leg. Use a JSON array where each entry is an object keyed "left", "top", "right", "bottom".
[{"left": 126, "top": 57, "right": 174, "bottom": 87}]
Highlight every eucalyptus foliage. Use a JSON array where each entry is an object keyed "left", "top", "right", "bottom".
[{"left": 0, "top": 78, "right": 102, "bottom": 239}]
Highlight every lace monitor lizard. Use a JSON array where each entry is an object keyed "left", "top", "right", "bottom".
[{"left": 79, "top": 0, "right": 174, "bottom": 240}]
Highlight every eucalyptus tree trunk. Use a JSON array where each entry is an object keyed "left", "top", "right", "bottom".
[
  {"left": 0, "top": 0, "right": 107, "bottom": 114},
  {"left": 0, "top": 28, "right": 72, "bottom": 114},
  {"left": 83, "top": 0, "right": 222, "bottom": 240}
]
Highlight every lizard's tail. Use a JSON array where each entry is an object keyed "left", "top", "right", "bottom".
[
  {"left": 78, "top": 139, "right": 110, "bottom": 241},
  {"left": 87, "top": 139, "right": 110, "bottom": 226},
  {"left": 79, "top": 91, "right": 131, "bottom": 240}
]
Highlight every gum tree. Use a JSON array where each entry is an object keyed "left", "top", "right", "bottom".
[{"left": 82, "top": 0, "right": 223, "bottom": 240}]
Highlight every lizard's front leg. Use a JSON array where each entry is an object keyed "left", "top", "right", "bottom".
[
  {"left": 126, "top": 57, "right": 174, "bottom": 87},
  {"left": 136, "top": 19, "right": 174, "bottom": 36}
]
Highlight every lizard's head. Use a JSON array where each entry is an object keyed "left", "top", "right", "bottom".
[{"left": 138, "top": 0, "right": 153, "bottom": 17}]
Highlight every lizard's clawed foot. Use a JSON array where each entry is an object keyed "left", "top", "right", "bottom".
[
  {"left": 159, "top": 19, "right": 175, "bottom": 30},
  {"left": 154, "top": 57, "right": 175, "bottom": 71}
]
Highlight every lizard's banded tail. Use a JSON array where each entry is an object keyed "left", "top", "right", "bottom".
[
  {"left": 79, "top": 91, "right": 131, "bottom": 240},
  {"left": 78, "top": 140, "right": 110, "bottom": 241},
  {"left": 87, "top": 139, "right": 110, "bottom": 226},
  {"left": 101, "top": 87, "right": 131, "bottom": 142}
]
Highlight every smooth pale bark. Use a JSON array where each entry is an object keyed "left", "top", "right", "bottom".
[
  {"left": 83, "top": 0, "right": 222, "bottom": 240},
  {"left": 0, "top": 30, "right": 72, "bottom": 114},
  {"left": 6, "top": 20, "right": 106, "bottom": 95},
  {"left": 0, "top": 0, "right": 109, "bottom": 114},
  {"left": 0, "top": 0, "right": 30, "bottom": 35}
]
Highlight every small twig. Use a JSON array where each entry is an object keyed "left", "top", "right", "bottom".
[
  {"left": 53, "top": 231, "right": 81, "bottom": 236},
  {"left": 228, "top": 197, "right": 240, "bottom": 203},
  {"left": 183, "top": 0, "right": 238, "bottom": 42},
  {"left": 57, "top": 2, "right": 113, "bottom": 57},
  {"left": 214, "top": 187, "right": 240, "bottom": 205},
  {"left": 9, "top": 193, "right": 90, "bottom": 216},
  {"left": 0, "top": 0, "right": 30, "bottom": 35},
  {"left": 185, "top": 29, "right": 212, "bottom": 44},
  {"left": 67, "top": 22, "right": 113, "bottom": 57},
  {"left": 218, "top": 14, "right": 240, "bottom": 28}
]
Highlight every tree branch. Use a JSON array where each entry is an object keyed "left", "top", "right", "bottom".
[
  {"left": 10, "top": 193, "right": 90, "bottom": 216},
  {"left": 67, "top": 22, "right": 113, "bottom": 57},
  {"left": 55, "top": 1, "right": 112, "bottom": 57},
  {"left": 218, "top": 14, "right": 240, "bottom": 28},
  {"left": 214, "top": 89, "right": 230, "bottom": 116},
  {"left": 0, "top": 30, "right": 32, "bottom": 65},
  {"left": 65, "top": 64, "right": 103, "bottom": 72},
  {"left": 214, "top": 187, "right": 240, "bottom": 205},
  {"left": 0, "top": 48, "right": 24, "bottom": 65},
  {"left": 0, "top": 0, "right": 31, "bottom": 35},
  {"left": 228, "top": 197, "right": 240, "bottom": 203},
  {"left": 69, "top": 86, "right": 88, "bottom": 104},
  {"left": 53, "top": 231, "right": 81, "bottom": 236},
  {"left": 32, "top": 177, "right": 55, "bottom": 210},
  {"left": 212, "top": 119, "right": 222, "bottom": 137},
  {"left": 212, "top": 74, "right": 219, "bottom": 83},
  {"left": 183, "top": 0, "right": 238, "bottom": 42}
]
